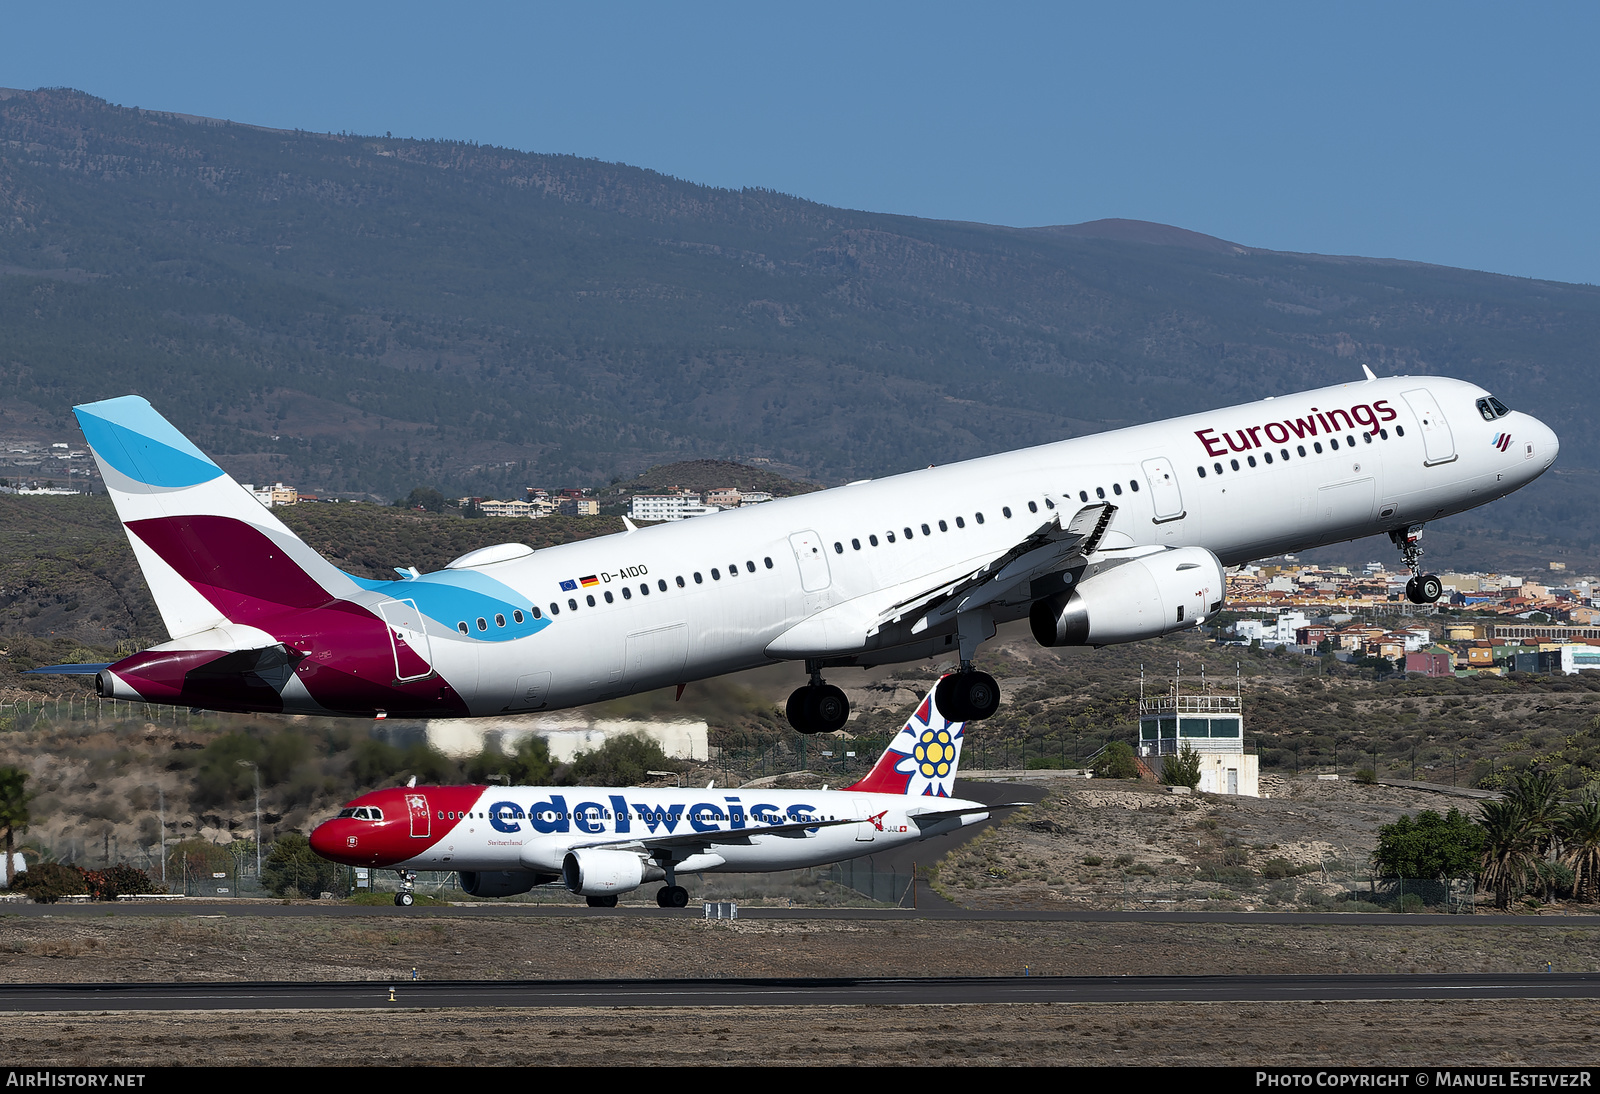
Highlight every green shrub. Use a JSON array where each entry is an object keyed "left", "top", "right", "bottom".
[
  {"left": 81, "top": 864, "right": 161, "bottom": 900},
  {"left": 1093, "top": 741, "right": 1139, "bottom": 780},
  {"left": 263, "top": 832, "right": 348, "bottom": 898},
  {"left": 12, "top": 862, "right": 87, "bottom": 903}
]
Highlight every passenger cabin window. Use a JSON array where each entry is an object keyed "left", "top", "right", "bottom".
[
  {"left": 622, "top": 587, "right": 632, "bottom": 599},
  {"left": 605, "top": 590, "right": 615, "bottom": 603}
]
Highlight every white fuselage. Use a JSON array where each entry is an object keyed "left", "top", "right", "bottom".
[
  {"left": 363, "top": 375, "right": 1555, "bottom": 716},
  {"left": 395, "top": 786, "right": 981, "bottom": 875}
]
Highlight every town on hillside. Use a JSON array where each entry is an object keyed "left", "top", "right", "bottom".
[{"left": 1223, "top": 557, "right": 1600, "bottom": 677}]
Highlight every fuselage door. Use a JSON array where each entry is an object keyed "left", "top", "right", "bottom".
[
  {"left": 379, "top": 599, "right": 434, "bottom": 683},
  {"left": 1401, "top": 389, "right": 1457, "bottom": 466},
  {"left": 788, "top": 530, "right": 832, "bottom": 593},
  {"left": 406, "top": 793, "right": 431, "bottom": 839},
  {"left": 1141, "top": 457, "right": 1186, "bottom": 522}
]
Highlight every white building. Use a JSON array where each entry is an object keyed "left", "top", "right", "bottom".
[
  {"left": 1137, "top": 691, "right": 1260, "bottom": 797},
  {"left": 380, "top": 714, "right": 709, "bottom": 765},
  {"left": 629, "top": 492, "right": 720, "bottom": 521},
  {"left": 1233, "top": 611, "right": 1309, "bottom": 648}
]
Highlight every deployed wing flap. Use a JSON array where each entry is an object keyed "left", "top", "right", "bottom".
[
  {"left": 901, "top": 502, "right": 1117, "bottom": 632},
  {"left": 765, "top": 503, "right": 1118, "bottom": 659}
]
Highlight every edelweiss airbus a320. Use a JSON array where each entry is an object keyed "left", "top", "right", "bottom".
[
  {"left": 41, "top": 370, "right": 1555, "bottom": 731},
  {"left": 310, "top": 680, "right": 996, "bottom": 906}
]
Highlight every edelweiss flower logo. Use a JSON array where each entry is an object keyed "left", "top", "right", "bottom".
[{"left": 914, "top": 727, "right": 955, "bottom": 779}]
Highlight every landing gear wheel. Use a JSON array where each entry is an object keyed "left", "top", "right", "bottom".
[
  {"left": 1406, "top": 574, "right": 1443, "bottom": 604},
  {"left": 656, "top": 885, "right": 689, "bottom": 908},
  {"left": 586, "top": 894, "right": 618, "bottom": 908},
  {"left": 785, "top": 684, "right": 850, "bottom": 733},
  {"left": 786, "top": 687, "right": 814, "bottom": 734},
  {"left": 936, "top": 671, "right": 1000, "bottom": 721},
  {"left": 808, "top": 684, "right": 849, "bottom": 733},
  {"left": 395, "top": 892, "right": 414, "bottom": 907}
]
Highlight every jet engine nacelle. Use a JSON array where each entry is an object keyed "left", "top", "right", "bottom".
[
  {"left": 1029, "top": 546, "right": 1225, "bottom": 648},
  {"left": 562, "top": 849, "right": 646, "bottom": 896},
  {"left": 459, "top": 869, "right": 554, "bottom": 897}
]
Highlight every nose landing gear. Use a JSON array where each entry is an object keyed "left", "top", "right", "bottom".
[
  {"left": 1391, "top": 525, "right": 1444, "bottom": 604},
  {"left": 393, "top": 870, "right": 417, "bottom": 907}
]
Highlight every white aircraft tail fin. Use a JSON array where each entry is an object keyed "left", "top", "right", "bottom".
[
  {"left": 844, "top": 677, "right": 966, "bottom": 797},
  {"left": 74, "top": 395, "right": 359, "bottom": 640}
]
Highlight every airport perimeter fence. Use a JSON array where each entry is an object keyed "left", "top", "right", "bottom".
[{"left": 1049, "top": 868, "right": 1480, "bottom": 913}]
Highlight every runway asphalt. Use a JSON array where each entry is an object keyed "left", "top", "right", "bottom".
[
  {"left": 3, "top": 973, "right": 1598, "bottom": 1012},
  {"left": 8, "top": 901, "right": 1600, "bottom": 925}
]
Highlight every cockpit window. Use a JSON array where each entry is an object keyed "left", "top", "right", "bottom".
[
  {"left": 1477, "top": 396, "right": 1511, "bottom": 421},
  {"left": 337, "top": 808, "right": 357, "bottom": 819}
]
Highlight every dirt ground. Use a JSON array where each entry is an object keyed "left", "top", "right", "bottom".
[
  {"left": 943, "top": 772, "right": 1498, "bottom": 910},
  {"left": 5, "top": 912, "right": 1600, "bottom": 1066},
  {"left": 5, "top": 1000, "right": 1600, "bottom": 1067},
  {"left": 6, "top": 912, "right": 1600, "bottom": 982}
]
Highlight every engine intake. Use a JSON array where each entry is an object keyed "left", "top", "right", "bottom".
[
  {"left": 1030, "top": 546, "right": 1225, "bottom": 648},
  {"left": 562, "top": 849, "right": 647, "bottom": 896}
]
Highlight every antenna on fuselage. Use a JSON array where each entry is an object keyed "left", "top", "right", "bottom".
[{"left": 1361, "top": 363, "right": 1378, "bottom": 382}]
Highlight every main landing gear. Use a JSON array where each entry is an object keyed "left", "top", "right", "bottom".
[
  {"left": 785, "top": 660, "right": 1002, "bottom": 733},
  {"left": 585, "top": 894, "right": 618, "bottom": 908},
  {"left": 935, "top": 668, "right": 1001, "bottom": 722},
  {"left": 1391, "top": 525, "right": 1444, "bottom": 605},
  {"left": 394, "top": 870, "right": 417, "bottom": 907},
  {"left": 785, "top": 662, "right": 850, "bottom": 734},
  {"left": 654, "top": 860, "right": 689, "bottom": 907}
]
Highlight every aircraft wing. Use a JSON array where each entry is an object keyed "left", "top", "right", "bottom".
[
  {"left": 564, "top": 816, "right": 859, "bottom": 854},
  {"left": 886, "top": 502, "right": 1117, "bottom": 634},
  {"left": 764, "top": 503, "right": 1117, "bottom": 659}
]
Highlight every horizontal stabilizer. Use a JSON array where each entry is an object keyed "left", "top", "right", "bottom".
[
  {"left": 23, "top": 663, "right": 113, "bottom": 675},
  {"left": 908, "top": 802, "right": 1027, "bottom": 830}
]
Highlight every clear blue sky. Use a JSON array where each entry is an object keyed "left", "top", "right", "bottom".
[{"left": 6, "top": 2, "right": 1597, "bottom": 284}]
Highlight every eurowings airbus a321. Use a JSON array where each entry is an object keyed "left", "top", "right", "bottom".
[
  {"left": 37, "top": 369, "right": 1556, "bottom": 731},
  {"left": 309, "top": 680, "right": 998, "bottom": 906}
]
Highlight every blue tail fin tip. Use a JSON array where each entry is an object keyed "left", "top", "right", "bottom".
[{"left": 74, "top": 396, "right": 222, "bottom": 489}]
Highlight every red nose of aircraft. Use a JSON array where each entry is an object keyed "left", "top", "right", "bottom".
[{"left": 309, "top": 786, "right": 487, "bottom": 868}]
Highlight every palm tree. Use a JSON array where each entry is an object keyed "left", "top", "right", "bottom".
[
  {"left": 1559, "top": 794, "right": 1600, "bottom": 904},
  {"left": 0, "top": 767, "right": 31, "bottom": 885},
  {"left": 1478, "top": 798, "right": 1540, "bottom": 910},
  {"left": 1504, "top": 769, "right": 1564, "bottom": 901}
]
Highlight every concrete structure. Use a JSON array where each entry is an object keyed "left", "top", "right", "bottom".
[
  {"left": 629, "top": 492, "right": 718, "bottom": 521},
  {"left": 1136, "top": 682, "right": 1260, "bottom": 797},
  {"left": 377, "top": 713, "right": 709, "bottom": 766}
]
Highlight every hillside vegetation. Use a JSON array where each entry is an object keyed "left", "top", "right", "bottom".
[{"left": 0, "top": 87, "right": 1596, "bottom": 547}]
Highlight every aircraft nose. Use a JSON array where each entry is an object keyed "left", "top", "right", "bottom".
[
  {"left": 1541, "top": 419, "right": 1560, "bottom": 465},
  {"left": 308, "top": 820, "right": 346, "bottom": 862}
]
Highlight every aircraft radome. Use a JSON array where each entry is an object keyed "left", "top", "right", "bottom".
[{"left": 32, "top": 370, "right": 1557, "bottom": 733}]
